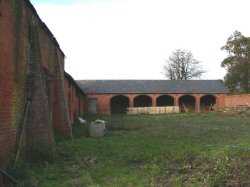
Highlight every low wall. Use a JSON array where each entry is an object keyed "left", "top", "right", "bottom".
[
  {"left": 225, "top": 94, "right": 250, "bottom": 108},
  {"left": 127, "top": 106, "right": 180, "bottom": 115}
]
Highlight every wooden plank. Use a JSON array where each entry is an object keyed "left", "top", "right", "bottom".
[
  {"left": 209, "top": 104, "right": 213, "bottom": 111},
  {"left": 182, "top": 102, "right": 187, "bottom": 112}
]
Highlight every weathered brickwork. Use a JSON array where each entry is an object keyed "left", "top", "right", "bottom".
[
  {"left": 64, "top": 73, "right": 87, "bottom": 124},
  {"left": 0, "top": 0, "right": 74, "bottom": 167},
  {"left": 86, "top": 93, "right": 226, "bottom": 115},
  {"left": 0, "top": 0, "right": 22, "bottom": 166},
  {"left": 225, "top": 94, "right": 250, "bottom": 108},
  {"left": 52, "top": 53, "right": 72, "bottom": 140}
]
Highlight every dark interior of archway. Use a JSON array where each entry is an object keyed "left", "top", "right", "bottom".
[
  {"left": 200, "top": 95, "right": 216, "bottom": 111},
  {"left": 156, "top": 95, "right": 174, "bottom": 106},
  {"left": 134, "top": 96, "right": 152, "bottom": 107},
  {"left": 111, "top": 96, "right": 129, "bottom": 114},
  {"left": 179, "top": 95, "right": 195, "bottom": 112}
]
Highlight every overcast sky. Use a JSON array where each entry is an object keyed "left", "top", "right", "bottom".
[{"left": 30, "top": 0, "right": 250, "bottom": 80}]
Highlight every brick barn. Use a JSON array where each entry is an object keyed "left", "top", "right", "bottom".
[
  {"left": 77, "top": 80, "right": 228, "bottom": 115},
  {"left": 0, "top": 0, "right": 85, "bottom": 167}
]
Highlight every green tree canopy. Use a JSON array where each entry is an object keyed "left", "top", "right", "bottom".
[{"left": 221, "top": 31, "right": 250, "bottom": 93}]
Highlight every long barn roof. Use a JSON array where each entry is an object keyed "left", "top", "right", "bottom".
[{"left": 76, "top": 80, "right": 228, "bottom": 94}]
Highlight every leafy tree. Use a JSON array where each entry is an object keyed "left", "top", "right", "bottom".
[
  {"left": 221, "top": 31, "right": 250, "bottom": 93},
  {"left": 163, "top": 49, "right": 205, "bottom": 80}
]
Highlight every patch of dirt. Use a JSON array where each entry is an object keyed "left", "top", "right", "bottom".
[{"left": 85, "top": 156, "right": 97, "bottom": 166}]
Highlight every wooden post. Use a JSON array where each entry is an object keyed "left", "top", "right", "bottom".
[{"left": 182, "top": 102, "right": 187, "bottom": 112}]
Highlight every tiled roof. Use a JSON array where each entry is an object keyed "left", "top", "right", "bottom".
[{"left": 76, "top": 80, "right": 228, "bottom": 94}]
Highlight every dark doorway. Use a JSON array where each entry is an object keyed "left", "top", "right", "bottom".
[
  {"left": 110, "top": 95, "right": 129, "bottom": 114},
  {"left": 156, "top": 95, "right": 174, "bottom": 106},
  {"left": 200, "top": 95, "right": 216, "bottom": 111},
  {"left": 134, "top": 95, "right": 152, "bottom": 107},
  {"left": 179, "top": 95, "right": 196, "bottom": 112},
  {"left": 88, "top": 98, "right": 98, "bottom": 114}
]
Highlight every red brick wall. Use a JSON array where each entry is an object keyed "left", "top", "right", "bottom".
[
  {"left": 76, "top": 93, "right": 87, "bottom": 119},
  {"left": 52, "top": 53, "right": 72, "bottom": 139},
  {"left": 65, "top": 78, "right": 77, "bottom": 123},
  {"left": 0, "top": 0, "right": 72, "bottom": 166},
  {"left": 0, "top": 0, "right": 23, "bottom": 166},
  {"left": 215, "top": 94, "right": 226, "bottom": 109},
  {"left": 225, "top": 94, "right": 250, "bottom": 108},
  {"left": 86, "top": 93, "right": 227, "bottom": 115},
  {"left": 86, "top": 94, "right": 112, "bottom": 115},
  {"left": 64, "top": 76, "right": 87, "bottom": 123}
]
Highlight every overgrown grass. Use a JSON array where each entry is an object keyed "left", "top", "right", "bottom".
[{"left": 13, "top": 112, "right": 250, "bottom": 186}]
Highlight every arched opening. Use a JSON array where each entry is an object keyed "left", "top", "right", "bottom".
[
  {"left": 156, "top": 95, "right": 174, "bottom": 106},
  {"left": 179, "top": 95, "right": 196, "bottom": 112},
  {"left": 200, "top": 95, "right": 216, "bottom": 111},
  {"left": 134, "top": 95, "right": 152, "bottom": 107},
  {"left": 110, "top": 95, "right": 129, "bottom": 114}
]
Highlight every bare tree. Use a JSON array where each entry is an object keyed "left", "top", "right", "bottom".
[{"left": 163, "top": 49, "right": 205, "bottom": 80}]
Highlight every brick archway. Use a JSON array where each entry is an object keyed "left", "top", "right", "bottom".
[
  {"left": 179, "top": 95, "right": 196, "bottom": 112},
  {"left": 134, "top": 95, "right": 152, "bottom": 107},
  {"left": 156, "top": 95, "right": 174, "bottom": 106},
  {"left": 200, "top": 95, "right": 217, "bottom": 111},
  {"left": 110, "top": 95, "right": 129, "bottom": 114}
]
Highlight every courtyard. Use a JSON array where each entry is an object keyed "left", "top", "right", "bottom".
[{"left": 14, "top": 112, "right": 250, "bottom": 186}]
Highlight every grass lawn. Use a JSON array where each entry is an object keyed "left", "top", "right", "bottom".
[{"left": 14, "top": 112, "right": 250, "bottom": 186}]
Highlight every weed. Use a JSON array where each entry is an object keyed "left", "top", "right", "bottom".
[{"left": 209, "top": 157, "right": 230, "bottom": 186}]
